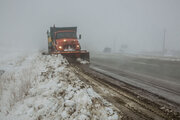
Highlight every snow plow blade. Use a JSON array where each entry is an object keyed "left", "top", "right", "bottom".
[{"left": 51, "top": 50, "right": 89, "bottom": 62}]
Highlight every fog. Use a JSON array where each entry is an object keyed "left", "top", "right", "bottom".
[
  {"left": 1, "top": 1, "right": 180, "bottom": 116},
  {"left": 0, "top": 0, "right": 180, "bottom": 54}
]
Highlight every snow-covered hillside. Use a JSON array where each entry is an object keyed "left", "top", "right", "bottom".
[{"left": 0, "top": 52, "right": 120, "bottom": 120}]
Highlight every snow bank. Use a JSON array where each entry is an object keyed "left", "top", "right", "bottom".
[{"left": 0, "top": 53, "right": 120, "bottom": 120}]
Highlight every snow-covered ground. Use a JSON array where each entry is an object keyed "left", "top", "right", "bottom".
[
  {"left": 0, "top": 52, "right": 120, "bottom": 120},
  {"left": 92, "top": 51, "right": 180, "bottom": 62},
  {"left": 125, "top": 54, "right": 180, "bottom": 61},
  {"left": 76, "top": 58, "right": 89, "bottom": 64}
]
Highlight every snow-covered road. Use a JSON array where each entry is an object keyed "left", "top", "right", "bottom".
[{"left": 0, "top": 52, "right": 120, "bottom": 120}]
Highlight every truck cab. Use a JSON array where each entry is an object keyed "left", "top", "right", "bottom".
[{"left": 55, "top": 30, "right": 81, "bottom": 51}]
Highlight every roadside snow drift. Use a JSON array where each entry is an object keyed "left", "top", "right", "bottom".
[{"left": 0, "top": 53, "right": 120, "bottom": 120}]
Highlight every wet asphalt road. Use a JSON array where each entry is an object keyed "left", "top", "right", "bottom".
[{"left": 90, "top": 53, "right": 180, "bottom": 104}]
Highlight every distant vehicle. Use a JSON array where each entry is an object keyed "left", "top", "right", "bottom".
[
  {"left": 47, "top": 26, "right": 89, "bottom": 61},
  {"left": 103, "top": 47, "right": 111, "bottom": 53}
]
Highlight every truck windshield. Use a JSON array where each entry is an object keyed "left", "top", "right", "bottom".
[{"left": 56, "top": 32, "right": 77, "bottom": 39}]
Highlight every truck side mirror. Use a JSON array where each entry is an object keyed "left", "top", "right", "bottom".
[
  {"left": 47, "top": 30, "right": 50, "bottom": 36},
  {"left": 79, "top": 34, "right": 81, "bottom": 39}
]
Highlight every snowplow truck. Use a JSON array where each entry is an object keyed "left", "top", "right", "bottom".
[{"left": 47, "top": 26, "right": 89, "bottom": 61}]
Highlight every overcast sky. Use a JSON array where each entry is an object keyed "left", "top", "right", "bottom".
[{"left": 0, "top": 0, "right": 180, "bottom": 53}]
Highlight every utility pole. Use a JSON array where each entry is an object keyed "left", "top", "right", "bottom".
[{"left": 162, "top": 29, "right": 166, "bottom": 56}]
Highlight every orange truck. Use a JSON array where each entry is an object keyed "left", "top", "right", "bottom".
[{"left": 47, "top": 26, "right": 89, "bottom": 61}]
